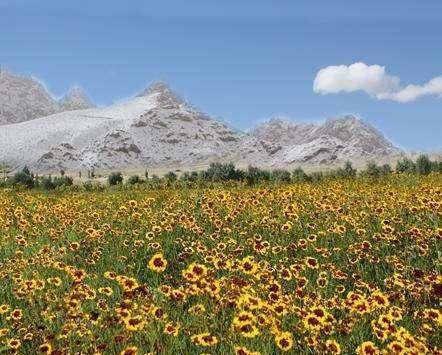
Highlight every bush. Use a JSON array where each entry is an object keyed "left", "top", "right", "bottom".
[
  {"left": 415, "top": 154, "right": 432, "bottom": 175},
  {"left": 396, "top": 158, "right": 416, "bottom": 174},
  {"left": 180, "top": 171, "right": 199, "bottom": 183},
  {"left": 245, "top": 166, "right": 270, "bottom": 185},
  {"left": 40, "top": 176, "right": 55, "bottom": 190},
  {"left": 309, "top": 171, "right": 324, "bottom": 183},
  {"left": 364, "top": 162, "right": 381, "bottom": 178},
  {"left": 53, "top": 175, "right": 73, "bottom": 188},
  {"left": 201, "top": 162, "right": 243, "bottom": 182},
  {"left": 165, "top": 171, "right": 177, "bottom": 182},
  {"left": 292, "top": 168, "right": 309, "bottom": 183},
  {"left": 380, "top": 164, "right": 392, "bottom": 175},
  {"left": 342, "top": 161, "right": 357, "bottom": 178},
  {"left": 270, "top": 169, "right": 291, "bottom": 183},
  {"left": 108, "top": 172, "right": 123, "bottom": 186},
  {"left": 127, "top": 175, "right": 142, "bottom": 185},
  {"left": 11, "top": 166, "right": 35, "bottom": 189}
]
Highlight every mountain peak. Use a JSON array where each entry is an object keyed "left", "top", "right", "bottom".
[
  {"left": 137, "top": 81, "right": 174, "bottom": 97},
  {"left": 0, "top": 69, "right": 60, "bottom": 125},
  {"left": 137, "top": 81, "right": 185, "bottom": 109},
  {"left": 59, "top": 86, "right": 95, "bottom": 111}
]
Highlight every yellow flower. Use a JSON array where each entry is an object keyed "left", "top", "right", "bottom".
[
  {"left": 38, "top": 343, "right": 52, "bottom": 354},
  {"left": 191, "top": 332, "right": 218, "bottom": 346},
  {"left": 356, "top": 341, "right": 380, "bottom": 355},
  {"left": 148, "top": 252, "right": 168, "bottom": 272},
  {"left": 123, "top": 315, "right": 146, "bottom": 331},
  {"left": 120, "top": 346, "right": 138, "bottom": 355},
  {"left": 7, "top": 338, "right": 21, "bottom": 350},
  {"left": 163, "top": 322, "right": 180, "bottom": 336},
  {"left": 325, "top": 339, "right": 341, "bottom": 354},
  {"left": 275, "top": 331, "right": 293, "bottom": 352}
]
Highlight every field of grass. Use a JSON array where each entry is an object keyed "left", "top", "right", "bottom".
[{"left": 0, "top": 174, "right": 440, "bottom": 354}]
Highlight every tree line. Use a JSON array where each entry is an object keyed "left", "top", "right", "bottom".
[{"left": 0, "top": 154, "right": 440, "bottom": 191}]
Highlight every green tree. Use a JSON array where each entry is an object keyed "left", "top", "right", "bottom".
[
  {"left": 415, "top": 154, "right": 432, "bottom": 175},
  {"left": 108, "top": 172, "right": 123, "bottom": 186}
]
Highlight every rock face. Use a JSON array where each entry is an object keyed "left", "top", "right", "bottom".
[
  {"left": 0, "top": 70, "right": 60, "bottom": 125},
  {"left": 0, "top": 70, "right": 96, "bottom": 125},
  {"left": 0, "top": 82, "right": 247, "bottom": 172},
  {"left": 0, "top": 74, "right": 403, "bottom": 172},
  {"left": 250, "top": 115, "right": 402, "bottom": 167},
  {"left": 58, "top": 87, "right": 95, "bottom": 111}
]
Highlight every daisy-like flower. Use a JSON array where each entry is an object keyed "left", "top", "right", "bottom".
[
  {"left": 234, "top": 346, "right": 261, "bottom": 355},
  {"left": 325, "top": 339, "right": 341, "bottom": 354},
  {"left": 7, "top": 338, "right": 21, "bottom": 350},
  {"left": 120, "top": 346, "right": 138, "bottom": 355},
  {"left": 38, "top": 342, "right": 52, "bottom": 354},
  {"left": 275, "top": 331, "right": 293, "bottom": 352},
  {"left": 356, "top": 341, "right": 380, "bottom": 355},
  {"left": 148, "top": 252, "right": 168, "bottom": 272},
  {"left": 191, "top": 332, "right": 218, "bottom": 347},
  {"left": 163, "top": 322, "right": 180, "bottom": 336}
]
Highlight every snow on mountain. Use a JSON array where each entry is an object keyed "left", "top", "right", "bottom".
[
  {"left": 0, "top": 82, "right": 246, "bottom": 172},
  {"left": 0, "top": 73, "right": 403, "bottom": 172},
  {"left": 0, "top": 70, "right": 97, "bottom": 125},
  {"left": 250, "top": 115, "right": 403, "bottom": 167},
  {"left": 58, "top": 87, "right": 95, "bottom": 111},
  {"left": 0, "top": 70, "right": 60, "bottom": 125}
]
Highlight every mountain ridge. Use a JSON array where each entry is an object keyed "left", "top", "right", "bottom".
[
  {"left": 0, "top": 71, "right": 406, "bottom": 172},
  {"left": 0, "top": 70, "right": 96, "bottom": 125}
]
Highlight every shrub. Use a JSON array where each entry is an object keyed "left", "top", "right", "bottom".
[
  {"left": 396, "top": 158, "right": 416, "bottom": 174},
  {"left": 245, "top": 166, "right": 270, "bottom": 185},
  {"left": 40, "top": 176, "right": 55, "bottom": 190},
  {"left": 127, "top": 175, "right": 142, "bottom": 185},
  {"left": 201, "top": 162, "right": 243, "bottom": 182},
  {"left": 53, "top": 175, "right": 73, "bottom": 188},
  {"left": 364, "top": 162, "right": 381, "bottom": 178},
  {"left": 108, "top": 172, "right": 123, "bottom": 186},
  {"left": 165, "top": 171, "right": 177, "bottom": 182},
  {"left": 415, "top": 154, "right": 432, "bottom": 175},
  {"left": 309, "top": 171, "right": 324, "bottom": 183},
  {"left": 11, "top": 166, "right": 35, "bottom": 189},
  {"left": 380, "top": 164, "right": 392, "bottom": 175},
  {"left": 342, "top": 161, "right": 357, "bottom": 178},
  {"left": 292, "top": 167, "right": 309, "bottom": 183},
  {"left": 270, "top": 169, "right": 291, "bottom": 183}
]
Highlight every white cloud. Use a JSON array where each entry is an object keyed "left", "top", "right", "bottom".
[{"left": 313, "top": 62, "right": 442, "bottom": 103}]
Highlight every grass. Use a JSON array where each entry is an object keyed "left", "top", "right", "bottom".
[{"left": 0, "top": 173, "right": 440, "bottom": 354}]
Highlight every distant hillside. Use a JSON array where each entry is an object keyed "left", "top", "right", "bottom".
[
  {"left": 0, "top": 70, "right": 94, "bottom": 125},
  {"left": 0, "top": 71, "right": 406, "bottom": 173}
]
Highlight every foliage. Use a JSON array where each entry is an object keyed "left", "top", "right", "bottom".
[
  {"left": 108, "top": 172, "right": 123, "bottom": 186},
  {"left": 415, "top": 154, "right": 432, "bottom": 175},
  {"left": 200, "top": 162, "right": 244, "bottom": 182},
  {"left": 11, "top": 166, "right": 35, "bottom": 189},
  {"left": 0, "top": 174, "right": 439, "bottom": 354},
  {"left": 127, "top": 175, "right": 142, "bottom": 185}
]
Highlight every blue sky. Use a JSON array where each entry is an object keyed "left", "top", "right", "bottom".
[{"left": 1, "top": 0, "right": 441, "bottom": 150}]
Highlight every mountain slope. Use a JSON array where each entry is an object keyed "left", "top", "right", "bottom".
[
  {"left": 0, "top": 70, "right": 60, "bottom": 125},
  {"left": 250, "top": 115, "right": 402, "bottom": 167},
  {"left": 0, "top": 82, "right": 246, "bottom": 172},
  {"left": 0, "top": 76, "right": 403, "bottom": 172},
  {"left": 0, "top": 70, "right": 97, "bottom": 125},
  {"left": 58, "top": 87, "right": 95, "bottom": 111}
]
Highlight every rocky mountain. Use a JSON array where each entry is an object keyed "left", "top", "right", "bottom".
[
  {"left": 0, "top": 82, "right": 246, "bottom": 172},
  {"left": 58, "top": 87, "right": 95, "bottom": 111},
  {"left": 0, "top": 70, "right": 96, "bottom": 125},
  {"left": 250, "top": 115, "right": 402, "bottom": 167},
  {"left": 0, "top": 74, "right": 404, "bottom": 172},
  {"left": 0, "top": 70, "right": 60, "bottom": 125}
]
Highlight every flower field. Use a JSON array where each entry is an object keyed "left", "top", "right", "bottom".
[{"left": 0, "top": 174, "right": 440, "bottom": 354}]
